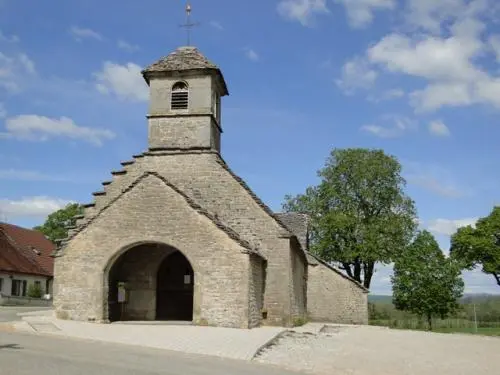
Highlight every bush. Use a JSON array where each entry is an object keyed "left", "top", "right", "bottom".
[{"left": 27, "top": 283, "right": 43, "bottom": 298}]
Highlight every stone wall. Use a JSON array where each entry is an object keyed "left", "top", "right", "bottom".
[
  {"left": 307, "top": 255, "right": 368, "bottom": 325},
  {"left": 248, "top": 254, "right": 265, "bottom": 328},
  {"left": 148, "top": 116, "right": 215, "bottom": 150},
  {"left": 290, "top": 239, "right": 307, "bottom": 321},
  {"left": 143, "top": 153, "right": 307, "bottom": 326},
  {"left": 54, "top": 174, "right": 254, "bottom": 328}
]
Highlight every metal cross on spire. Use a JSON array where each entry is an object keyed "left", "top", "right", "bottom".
[{"left": 180, "top": 2, "right": 200, "bottom": 46}]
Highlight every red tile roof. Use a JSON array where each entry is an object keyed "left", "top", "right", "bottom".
[{"left": 0, "top": 222, "right": 55, "bottom": 277}]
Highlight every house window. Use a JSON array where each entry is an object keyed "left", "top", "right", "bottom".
[
  {"left": 11, "top": 280, "right": 27, "bottom": 297},
  {"left": 0, "top": 278, "right": 3, "bottom": 293},
  {"left": 34, "top": 280, "right": 43, "bottom": 293},
  {"left": 171, "top": 81, "right": 189, "bottom": 110}
]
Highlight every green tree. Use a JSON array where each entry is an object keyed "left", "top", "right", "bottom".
[
  {"left": 450, "top": 206, "right": 500, "bottom": 287},
  {"left": 283, "top": 148, "right": 417, "bottom": 288},
  {"left": 27, "top": 283, "right": 43, "bottom": 299},
  {"left": 34, "top": 203, "right": 84, "bottom": 242},
  {"left": 392, "top": 230, "right": 464, "bottom": 330}
]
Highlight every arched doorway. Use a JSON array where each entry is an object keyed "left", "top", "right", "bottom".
[
  {"left": 156, "top": 251, "right": 194, "bottom": 321},
  {"left": 106, "top": 243, "right": 194, "bottom": 322}
]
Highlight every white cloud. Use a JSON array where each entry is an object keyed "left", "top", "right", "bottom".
[
  {"left": 94, "top": 61, "right": 148, "bottom": 102},
  {"left": 408, "top": 175, "right": 464, "bottom": 198},
  {"left": 0, "top": 30, "right": 19, "bottom": 43},
  {"left": 361, "top": 115, "right": 416, "bottom": 138},
  {"left": 0, "top": 196, "right": 73, "bottom": 218},
  {"left": 70, "top": 26, "right": 103, "bottom": 41},
  {"left": 1, "top": 115, "right": 115, "bottom": 146},
  {"left": 410, "top": 82, "right": 474, "bottom": 111},
  {"left": 404, "top": 161, "right": 466, "bottom": 198},
  {"left": 117, "top": 40, "right": 139, "bottom": 52},
  {"left": 405, "top": 0, "right": 489, "bottom": 35},
  {"left": 489, "top": 35, "right": 500, "bottom": 62},
  {"left": 367, "top": 88, "right": 405, "bottom": 102},
  {"left": 18, "top": 53, "right": 35, "bottom": 74},
  {"left": 245, "top": 48, "right": 260, "bottom": 62},
  {"left": 428, "top": 120, "right": 450, "bottom": 137},
  {"left": 428, "top": 218, "right": 478, "bottom": 236},
  {"left": 209, "top": 21, "right": 224, "bottom": 30},
  {"left": 367, "top": 33, "right": 482, "bottom": 83},
  {"left": 0, "top": 169, "right": 70, "bottom": 182},
  {"left": 338, "top": 1, "right": 500, "bottom": 112},
  {"left": 363, "top": 19, "right": 500, "bottom": 111},
  {"left": 277, "top": 0, "right": 329, "bottom": 26},
  {"left": 334, "top": 0, "right": 396, "bottom": 28},
  {"left": 0, "top": 52, "right": 36, "bottom": 92},
  {"left": 336, "top": 57, "right": 378, "bottom": 94}
]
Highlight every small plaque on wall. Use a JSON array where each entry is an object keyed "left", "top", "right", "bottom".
[{"left": 184, "top": 275, "right": 191, "bottom": 284}]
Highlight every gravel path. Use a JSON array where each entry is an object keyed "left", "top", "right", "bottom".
[{"left": 255, "top": 325, "right": 500, "bottom": 375}]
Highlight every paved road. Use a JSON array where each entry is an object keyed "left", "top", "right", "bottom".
[
  {"left": 0, "top": 306, "right": 52, "bottom": 322},
  {"left": 0, "top": 332, "right": 304, "bottom": 375}
]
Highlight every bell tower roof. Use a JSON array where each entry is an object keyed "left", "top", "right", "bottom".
[{"left": 141, "top": 46, "right": 229, "bottom": 96}]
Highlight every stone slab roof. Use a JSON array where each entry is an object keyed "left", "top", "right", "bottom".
[
  {"left": 141, "top": 46, "right": 229, "bottom": 95},
  {"left": 306, "top": 252, "right": 369, "bottom": 292},
  {"left": 274, "top": 212, "right": 309, "bottom": 251},
  {"left": 55, "top": 172, "right": 264, "bottom": 260},
  {"left": 143, "top": 46, "right": 219, "bottom": 72}
]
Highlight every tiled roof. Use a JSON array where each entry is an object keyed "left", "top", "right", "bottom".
[{"left": 0, "top": 223, "right": 55, "bottom": 277}]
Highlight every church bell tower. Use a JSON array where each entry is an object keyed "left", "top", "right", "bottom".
[{"left": 141, "top": 45, "right": 228, "bottom": 153}]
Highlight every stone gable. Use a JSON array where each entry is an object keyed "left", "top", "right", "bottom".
[{"left": 54, "top": 173, "right": 263, "bottom": 328}]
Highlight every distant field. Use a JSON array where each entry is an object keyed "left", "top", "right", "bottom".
[
  {"left": 368, "top": 294, "right": 500, "bottom": 337},
  {"left": 370, "top": 319, "right": 500, "bottom": 336}
]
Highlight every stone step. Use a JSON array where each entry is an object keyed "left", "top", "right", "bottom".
[{"left": 27, "top": 321, "right": 61, "bottom": 333}]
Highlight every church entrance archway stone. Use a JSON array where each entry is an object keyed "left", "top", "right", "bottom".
[
  {"left": 156, "top": 251, "right": 194, "bottom": 321},
  {"left": 107, "top": 242, "right": 194, "bottom": 322}
]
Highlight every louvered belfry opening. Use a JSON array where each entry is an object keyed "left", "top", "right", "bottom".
[{"left": 171, "top": 81, "right": 189, "bottom": 110}]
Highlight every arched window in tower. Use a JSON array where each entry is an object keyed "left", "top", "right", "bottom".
[{"left": 171, "top": 81, "right": 189, "bottom": 110}]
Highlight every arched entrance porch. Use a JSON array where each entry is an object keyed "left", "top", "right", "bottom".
[{"left": 106, "top": 242, "right": 194, "bottom": 322}]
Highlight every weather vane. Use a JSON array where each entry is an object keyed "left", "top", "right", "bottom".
[{"left": 180, "top": 2, "right": 200, "bottom": 46}]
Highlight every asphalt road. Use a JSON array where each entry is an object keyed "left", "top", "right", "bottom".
[
  {"left": 0, "top": 332, "right": 304, "bottom": 375},
  {"left": 0, "top": 306, "right": 52, "bottom": 322}
]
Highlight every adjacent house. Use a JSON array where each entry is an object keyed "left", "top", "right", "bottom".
[{"left": 0, "top": 222, "right": 55, "bottom": 300}]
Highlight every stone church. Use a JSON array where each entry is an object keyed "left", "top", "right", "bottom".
[{"left": 53, "top": 46, "right": 368, "bottom": 328}]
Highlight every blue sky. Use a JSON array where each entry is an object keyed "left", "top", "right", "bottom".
[{"left": 1, "top": 0, "right": 499, "bottom": 294}]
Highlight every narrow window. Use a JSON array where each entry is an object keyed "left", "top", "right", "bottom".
[
  {"left": 171, "top": 82, "right": 189, "bottom": 110},
  {"left": 11, "top": 280, "right": 21, "bottom": 296}
]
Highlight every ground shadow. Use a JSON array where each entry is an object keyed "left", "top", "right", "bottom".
[{"left": 0, "top": 344, "right": 23, "bottom": 350}]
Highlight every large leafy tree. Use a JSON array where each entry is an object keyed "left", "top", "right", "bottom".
[
  {"left": 34, "top": 203, "right": 84, "bottom": 242},
  {"left": 392, "top": 230, "right": 464, "bottom": 330},
  {"left": 450, "top": 206, "right": 500, "bottom": 287},
  {"left": 283, "top": 148, "right": 417, "bottom": 288}
]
